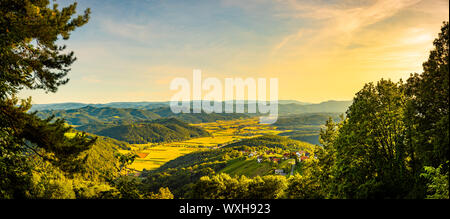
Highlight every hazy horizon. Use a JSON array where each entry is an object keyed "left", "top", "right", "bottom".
[{"left": 30, "top": 99, "right": 353, "bottom": 105}]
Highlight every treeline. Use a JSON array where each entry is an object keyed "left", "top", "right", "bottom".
[
  {"left": 89, "top": 118, "right": 210, "bottom": 144},
  {"left": 36, "top": 106, "right": 161, "bottom": 126},
  {"left": 224, "top": 135, "right": 313, "bottom": 151},
  {"left": 36, "top": 105, "right": 250, "bottom": 125},
  {"left": 191, "top": 173, "right": 318, "bottom": 199}
]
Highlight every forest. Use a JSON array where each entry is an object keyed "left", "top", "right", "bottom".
[{"left": 0, "top": 1, "right": 448, "bottom": 199}]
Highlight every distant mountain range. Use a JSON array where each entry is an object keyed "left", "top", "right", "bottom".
[
  {"left": 30, "top": 101, "right": 169, "bottom": 111},
  {"left": 31, "top": 100, "right": 352, "bottom": 114}
]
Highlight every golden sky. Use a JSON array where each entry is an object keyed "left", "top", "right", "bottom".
[{"left": 20, "top": 0, "right": 449, "bottom": 104}]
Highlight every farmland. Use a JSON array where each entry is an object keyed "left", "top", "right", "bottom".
[{"left": 120, "top": 117, "right": 288, "bottom": 171}]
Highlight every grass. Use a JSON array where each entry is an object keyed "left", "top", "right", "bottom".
[
  {"left": 220, "top": 158, "right": 274, "bottom": 178},
  {"left": 119, "top": 117, "right": 292, "bottom": 172},
  {"left": 126, "top": 145, "right": 204, "bottom": 171}
]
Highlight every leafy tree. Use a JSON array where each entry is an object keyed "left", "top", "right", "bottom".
[
  {"left": 285, "top": 173, "right": 324, "bottom": 199},
  {"left": 0, "top": 0, "right": 91, "bottom": 198},
  {"left": 190, "top": 173, "right": 249, "bottom": 199},
  {"left": 115, "top": 152, "right": 137, "bottom": 175},
  {"left": 331, "top": 79, "right": 413, "bottom": 198},
  {"left": 190, "top": 173, "right": 287, "bottom": 199},
  {"left": 111, "top": 175, "right": 143, "bottom": 199},
  {"left": 149, "top": 187, "right": 174, "bottom": 199},
  {"left": 317, "top": 21, "right": 449, "bottom": 199},
  {"left": 420, "top": 162, "right": 449, "bottom": 199},
  {"left": 405, "top": 22, "right": 449, "bottom": 172}
]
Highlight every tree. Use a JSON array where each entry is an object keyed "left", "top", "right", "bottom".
[
  {"left": 420, "top": 162, "right": 449, "bottom": 199},
  {"left": 405, "top": 22, "right": 449, "bottom": 172},
  {"left": 0, "top": 0, "right": 91, "bottom": 198},
  {"left": 115, "top": 152, "right": 137, "bottom": 175},
  {"left": 149, "top": 187, "right": 174, "bottom": 199},
  {"left": 332, "top": 79, "right": 413, "bottom": 198}
]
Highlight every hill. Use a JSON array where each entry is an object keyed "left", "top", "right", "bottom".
[
  {"left": 30, "top": 101, "right": 170, "bottom": 111},
  {"left": 224, "top": 135, "right": 313, "bottom": 150},
  {"left": 36, "top": 106, "right": 250, "bottom": 126},
  {"left": 272, "top": 113, "right": 343, "bottom": 145},
  {"left": 150, "top": 107, "right": 250, "bottom": 123},
  {"left": 274, "top": 113, "right": 341, "bottom": 129},
  {"left": 31, "top": 100, "right": 352, "bottom": 116},
  {"left": 36, "top": 106, "right": 161, "bottom": 126},
  {"left": 277, "top": 100, "right": 352, "bottom": 115},
  {"left": 140, "top": 135, "right": 316, "bottom": 197},
  {"left": 92, "top": 118, "right": 210, "bottom": 144}
]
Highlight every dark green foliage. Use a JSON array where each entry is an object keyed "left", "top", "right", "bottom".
[
  {"left": 36, "top": 106, "right": 251, "bottom": 126},
  {"left": 332, "top": 79, "right": 413, "bottom": 198},
  {"left": 421, "top": 162, "right": 449, "bottom": 199},
  {"left": 76, "top": 135, "right": 131, "bottom": 181},
  {"left": 150, "top": 107, "right": 250, "bottom": 123},
  {"left": 186, "top": 21, "right": 449, "bottom": 200},
  {"left": 0, "top": 0, "right": 90, "bottom": 97},
  {"left": 36, "top": 106, "right": 161, "bottom": 126},
  {"left": 93, "top": 118, "right": 210, "bottom": 144},
  {"left": 405, "top": 22, "right": 449, "bottom": 171},
  {"left": 140, "top": 136, "right": 315, "bottom": 198},
  {"left": 140, "top": 148, "right": 238, "bottom": 197},
  {"left": 190, "top": 173, "right": 287, "bottom": 199},
  {"left": 225, "top": 135, "right": 312, "bottom": 151},
  {"left": 308, "top": 22, "right": 449, "bottom": 199},
  {"left": 0, "top": 0, "right": 94, "bottom": 198}
]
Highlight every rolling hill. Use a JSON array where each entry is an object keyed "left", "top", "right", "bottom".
[
  {"left": 90, "top": 118, "right": 210, "bottom": 144},
  {"left": 224, "top": 135, "right": 313, "bottom": 150},
  {"left": 36, "top": 106, "right": 161, "bottom": 126},
  {"left": 272, "top": 113, "right": 343, "bottom": 145},
  {"left": 31, "top": 100, "right": 352, "bottom": 116},
  {"left": 35, "top": 106, "right": 250, "bottom": 126},
  {"left": 141, "top": 135, "right": 316, "bottom": 197}
]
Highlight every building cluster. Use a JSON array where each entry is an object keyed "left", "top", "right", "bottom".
[{"left": 240, "top": 149, "right": 315, "bottom": 164}]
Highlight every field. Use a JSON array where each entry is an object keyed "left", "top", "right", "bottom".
[
  {"left": 219, "top": 157, "right": 297, "bottom": 178},
  {"left": 219, "top": 158, "right": 274, "bottom": 177},
  {"left": 119, "top": 146, "right": 203, "bottom": 171},
  {"left": 120, "top": 117, "right": 289, "bottom": 171}
]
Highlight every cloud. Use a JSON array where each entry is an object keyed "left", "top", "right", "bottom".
[
  {"left": 101, "top": 19, "right": 154, "bottom": 43},
  {"left": 273, "top": 0, "right": 422, "bottom": 50}
]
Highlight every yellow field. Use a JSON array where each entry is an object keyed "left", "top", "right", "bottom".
[
  {"left": 121, "top": 146, "right": 204, "bottom": 171},
  {"left": 119, "top": 117, "right": 289, "bottom": 171}
]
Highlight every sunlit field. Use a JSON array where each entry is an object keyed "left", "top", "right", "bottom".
[
  {"left": 120, "top": 146, "right": 204, "bottom": 171},
  {"left": 119, "top": 117, "right": 290, "bottom": 171}
]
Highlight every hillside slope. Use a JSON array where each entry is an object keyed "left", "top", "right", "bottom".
[
  {"left": 36, "top": 106, "right": 161, "bottom": 126},
  {"left": 141, "top": 135, "right": 316, "bottom": 197},
  {"left": 92, "top": 118, "right": 210, "bottom": 144}
]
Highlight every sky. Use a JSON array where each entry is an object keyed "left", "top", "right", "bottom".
[{"left": 19, "top": 0, "right": 449, "bottom": 104}]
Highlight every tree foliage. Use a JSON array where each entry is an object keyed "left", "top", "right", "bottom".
[{"left": 0, "top": 0, "right": 92, "bottom": 198}]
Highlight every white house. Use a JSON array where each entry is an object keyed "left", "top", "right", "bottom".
[{"left": 274, "top": 169, "right": 284, "bottom": 174}]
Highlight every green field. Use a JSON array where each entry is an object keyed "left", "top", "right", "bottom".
[{"left": 119, "top": 117, "right": 290, "bottom": 171}]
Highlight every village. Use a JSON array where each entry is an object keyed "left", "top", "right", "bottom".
[{"left": 239, "top": 149, "right": 317, "bottom": 176}]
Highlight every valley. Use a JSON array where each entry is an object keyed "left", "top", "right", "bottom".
[
  {"left": 31, "top": 101, "right": 346, "bottom": 198},
  {"left": 120, "top": 118, "right": 289, "bottom": 172}
]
